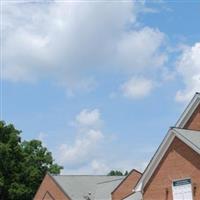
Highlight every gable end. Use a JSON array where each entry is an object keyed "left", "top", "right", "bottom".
[{"left": 176, "top": 93, "right": 200, "bottom": 129}]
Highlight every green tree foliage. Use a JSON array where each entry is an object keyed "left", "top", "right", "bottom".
[
  {"left": 124, "top": 170, "right": 129, "bottom": 176},
  {"left": 0, "top": 121, "right": 63, "bottom": 200},
  {"left": 107, "top": 170, "right": 129, "bottom": 176}
]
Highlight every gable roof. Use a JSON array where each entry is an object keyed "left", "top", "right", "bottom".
[
  {"left": 134, "top": 128, "right": 200, "bottom": 193},
  {"left": 175, "top": 92, "right": 200, "bottom": 128},
  {"left": 51, "top": 175, "right": 125, "bottom": 200},
  {"left": 111, "top": 169, "right": 142, "bottom": 194}
]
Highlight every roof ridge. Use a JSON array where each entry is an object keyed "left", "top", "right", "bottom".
[
  {"left": 97, "top": 178, "right": 124, "bottom": 185},
  {"left": 52, "top": 174, "right": 109, "bottom": 177}
]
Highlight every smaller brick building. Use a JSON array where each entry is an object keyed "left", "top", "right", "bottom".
[
  {"left": 112, "top": 169, "right": 142, "bottom": 200},
  {"left": 34, "top": 170, "right": 142, "bottom": 200}
]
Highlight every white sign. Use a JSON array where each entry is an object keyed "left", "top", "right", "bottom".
[{"left": 172, "top": 179, "right": 193, "bottom": 200}]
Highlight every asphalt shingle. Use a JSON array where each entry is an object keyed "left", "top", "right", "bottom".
[{"left": 52, "top": 175, "right": 125, "bottom": 200}]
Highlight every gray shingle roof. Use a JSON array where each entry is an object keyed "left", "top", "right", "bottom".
[
  {"left": 52, "top": 175, "right": 125, "bottom": 200},
  {"left": 95, "top": 178, "right": 124, "bottom": 200}
]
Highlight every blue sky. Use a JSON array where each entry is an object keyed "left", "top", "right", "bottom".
[{"left": 2, "top": 0, "right": 200, "bottom": 174}]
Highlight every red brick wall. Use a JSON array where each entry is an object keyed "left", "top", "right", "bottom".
[
  {"left": 112, "top": 170, "right": 142, "bottom": 200},
  {"left": 184, "top": 104, "right": 200, "bottom": 131},
  {"left": 143, "top": 137, "right": 200, "bottom": 200},
  {"left": 33, "top": 174, "right": 70, "bottom": 200}
]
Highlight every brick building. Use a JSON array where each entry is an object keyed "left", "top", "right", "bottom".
[
  {"left": 34, "top": 93, "right": 200, "bottom": 200},
  {"left": 124, "top": 93, "right": 200, "bottom": 200},
  {"left": 34, "top": 169, "right": 141, "bottom": 200}
]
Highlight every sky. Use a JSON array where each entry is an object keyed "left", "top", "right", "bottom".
[{"left": 1, "top": 0, "right": 200, "bottom": 174}]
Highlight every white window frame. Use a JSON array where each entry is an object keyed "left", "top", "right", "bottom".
[{"left": 172, "top": 178, "right": 193, "bottom": 200}]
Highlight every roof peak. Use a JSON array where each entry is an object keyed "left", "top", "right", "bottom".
[
  {"left": 175, "top": 93, "right": 200, "bottom": 128},
  {"left": 134, "top": 126, "right": 200, "bottom": 193}
]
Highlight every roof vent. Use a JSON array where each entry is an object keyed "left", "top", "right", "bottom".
[{"left": 83, "top": 192, "right": 91, "bottom": 200}]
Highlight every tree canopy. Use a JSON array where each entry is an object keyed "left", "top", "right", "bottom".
[
  {"left": 107, "top": 170, "right": 129, "bottom": 176},
  {"left": 0, "top": 121, "right": 63, "bottom": 200}
]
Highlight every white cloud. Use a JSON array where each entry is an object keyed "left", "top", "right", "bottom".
[
  {"left": 58, "top": 129, "right": 103, "bottom": 167},
  {"left": 3, "top": 1, "right": 168, "bottom": 95},
  {"left": 91, "top": 160, "right": 109, "bottom": 174},
  {"left": 175, "top": 42, "right": 200, "bottom": 102},
  {"left": 75, "top": 109, "right": 102, "bottom": 128},
  {"left": 3, "top": 2, "right": 134, "bottom": 86},
  {"left": 61, "top": 159, "right": 109, "bottom": 175},
  {"left": 40, "top": 108, "right": 151, "bottom": 174},
  {"left": 58, "top": 108, "right": 151, "bottom": 174},
  {"left": 117, "top": 27, "right": 167, "bottom": 72},
  {"left": 121, "top": 76, "right": 154, "bottom": 99},
  {"left": 58, "top": 109, "right": 105, "bottom": 169}
]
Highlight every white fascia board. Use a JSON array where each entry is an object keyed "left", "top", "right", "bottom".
[
  {"left": 174, "top": 130, "right": 200, "bottom": 155},
  {"left": 135, "top": 128, "right": 200, "bottom": 193},
  {"left": 175, "top": 93, "right": 200, "bottom": 128},
  {"left": 134, "top": 129, "right": 176, "bottom": 192},
  {"left": 134, "top": 182, "right": 142, "bottom": 192}
]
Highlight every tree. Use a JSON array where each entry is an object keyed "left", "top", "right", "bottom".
[
  {"left": 0, "top": 121, "right": 63, "bottom": 200},
  {"left": 20, "top": 140, "right": 62, "bottom": 199},
  {"left": 0, "top": 121, "right": 24, "bottom": 200},
  {"left": 124, "top": 170, "right": 129, "bottom": 176},
  {"left": 107, "top": 170, "right": 129, "bottom": 176}
]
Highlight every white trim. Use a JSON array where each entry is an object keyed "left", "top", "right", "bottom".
[
  {"left": 134, "top": 128, "right": 200, "bottom": 193},
  {"left": 135, "top": 129, "right": 176, "bottom": 192},
  {"left": 175, "top": 130, "right": 200, "bottom": 155},
  {"left": 175, "top": 93, "right": 200, "bottom": 128},
  {"left": 172, "top": 178, "right": 193, "bottom": 200}
]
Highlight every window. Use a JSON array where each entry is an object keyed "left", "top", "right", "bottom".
[{"left": 172, "top": 179, "right": 193, "bottom": 200}]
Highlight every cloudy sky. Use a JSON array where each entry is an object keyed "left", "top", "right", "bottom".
[{"left": 1, "top": 0, "right": 200, "bottom": 174}]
